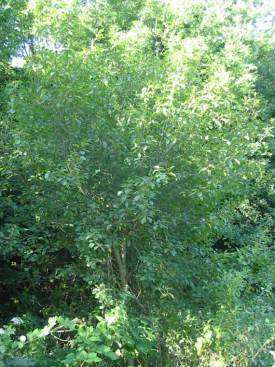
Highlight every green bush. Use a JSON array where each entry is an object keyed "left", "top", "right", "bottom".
[{"left": 0, "top": 0, "right": 274, "bottom": 366}]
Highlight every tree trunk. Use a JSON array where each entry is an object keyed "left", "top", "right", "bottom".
[{"left": 113, "top": 242, "right": 127, "bottom": 291}]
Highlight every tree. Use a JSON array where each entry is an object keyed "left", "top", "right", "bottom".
[{"left": 0, "top": 1, "right": 274, "bottom": 366}]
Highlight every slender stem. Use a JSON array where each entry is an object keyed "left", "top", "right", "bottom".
[{"left": 113, "top": 244, "right": 127, "bottom": 291}]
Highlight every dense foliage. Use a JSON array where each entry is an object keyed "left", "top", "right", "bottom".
[{"left": 0, "top": 0, "right": 274, "bottom": 366}]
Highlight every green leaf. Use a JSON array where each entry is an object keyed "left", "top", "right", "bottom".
[
  {"left": 85, "top": 353, "right": 102, "bottom": 363},
  {"left": 104, "top": 351, "right": 119, "bottom": 361}
]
